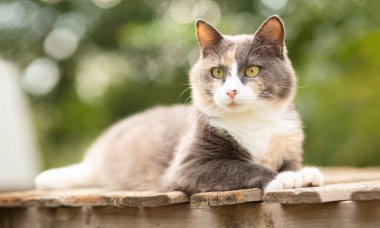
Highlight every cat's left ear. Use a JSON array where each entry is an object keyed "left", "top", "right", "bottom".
[
  {"left": 254, "top": 15, "right": 285, "bottom": 55},
  {"left": 196, "top": 20, "right": 223, "bottom": 55}
]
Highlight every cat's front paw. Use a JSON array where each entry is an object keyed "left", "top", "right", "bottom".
[{"left": 264, "top": 167, "right": 323, "bottom": 192}]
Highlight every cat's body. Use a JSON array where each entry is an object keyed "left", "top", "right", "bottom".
[{"left": 36, "top": 16, "right": 323, "bottom": 193}]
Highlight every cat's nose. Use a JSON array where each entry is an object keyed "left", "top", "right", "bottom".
[{"left": 226, "top": 89, "right": 239, "bottom": 99}]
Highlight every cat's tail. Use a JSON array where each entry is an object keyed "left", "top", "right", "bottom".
[{"left": 34, "top": 162, "right": 100, "bottom": 189}]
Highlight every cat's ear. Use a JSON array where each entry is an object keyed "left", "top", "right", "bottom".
[
  {"left": 196, "top": 20, "right": 223, "bottom": 53},
  {"left": 254, "top": 15, "right": 285, "bottom": 55}
]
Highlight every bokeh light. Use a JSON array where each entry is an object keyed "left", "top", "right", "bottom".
[
  {"left": 169, "top": 0, "right": 221, "bottom": 24},
  {"left": 21, "top": 58, "right": 60, "bottom": 96},
  {"left": 260, "top": 0, "right": 288, "bottom": 11},
  {"left": 92, "top": 0, "right": 121, "bottom": 9},
  {"left": 75, "top": 52, "right": 129, "bottom": 103},
  {"left": 44, "top": 28, "right": 79, "bottom": 60}
]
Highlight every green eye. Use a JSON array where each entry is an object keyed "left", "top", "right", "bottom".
[
  {"left": 211, "top": 67, "right": 224, "bottom": 79},
  {"left": 245, "top": 66, "right": 260, "bottom": 78}
]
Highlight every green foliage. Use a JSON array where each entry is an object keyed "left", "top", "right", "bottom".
[{"left": 2, "top": 0, "right": 380, "bottom": 168}]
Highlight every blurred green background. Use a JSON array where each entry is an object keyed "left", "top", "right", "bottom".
[{"left": 2, "top": 0, "right": 380, "bottom": 169}]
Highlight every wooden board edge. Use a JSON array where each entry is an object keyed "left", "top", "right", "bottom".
[
  {"left": 351, "top": 191, "right": 380, "bottom": 201},
  {"left": 263, "top": 190, "right": 322, "bottom": 204},
  {"left": 191, "top": 188, "right": 263, "bottom": 206}
]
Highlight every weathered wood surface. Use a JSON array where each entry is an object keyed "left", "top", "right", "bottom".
[
  {"left": 264, "top": 180, "right": 380, "bottom": 204},
  {"left": 351, "top": 186, "right": 380, "bottom": 201},
  {"left": 1, "top": 167, "right": 380, "bottom": 227},
  {"left": 0, "top": 189, "right": 188, "bottom": 208},
  {"left": 1, "top": 201, "right": 380, "bottom": 228},
  {"left": 0, "top": 167, "right": 380, "bottom": 208},
  {"left": 321, "top": 166, "right": 380, "bottom": 184},
  {"left": 191, "top": 167, "right": 380, "bottom": 206},
  {"left": 191, "top": 188, "right": 262, "bottom": 206}
]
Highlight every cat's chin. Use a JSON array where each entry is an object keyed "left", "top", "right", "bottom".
[{"left": 219, "top": 103, "right": 250, "bottom": 114}]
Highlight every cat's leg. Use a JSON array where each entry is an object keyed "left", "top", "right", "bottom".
[
  {"left": 277, "top": 159, "right": 302, "bottom": 172},
  {"left": 167, "top": 159, "right": 277, "bottom": 194},
  {"left": 264, "top": 166, "right": 324, "bottom": 192},
  {"left": 35, "top": 162, "right": 100, "bottom": 189}
]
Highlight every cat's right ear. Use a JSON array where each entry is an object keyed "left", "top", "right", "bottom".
[
  {"left": 196, "top": 20, "right": 223, "bottom": 55},
  {"left": 254, "top": 16, "right": 285, "bottom": 56}
]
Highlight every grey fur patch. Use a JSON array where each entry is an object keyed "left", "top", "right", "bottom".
[
  {"left": 170, "top": 112, "right": 277, "bottom": 194},
  {"left": 278, "top": 160, "right": 302, "bottom": 172}
]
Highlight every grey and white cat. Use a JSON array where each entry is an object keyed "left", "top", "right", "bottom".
[{"left": 35, "top": 16, "right": 323, "bottom": 194}]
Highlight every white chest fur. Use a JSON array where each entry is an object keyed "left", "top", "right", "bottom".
[{"left": 209, "top": 111, "right": 295, "bottom": 164}]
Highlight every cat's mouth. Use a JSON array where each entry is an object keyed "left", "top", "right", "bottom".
[
  {"left": 223, "top": 101, "right": 250, "bottom": 113},
  {"left": 227, "top": 102, "right": 239, "bottom": 109},
  {"left": 227, "top": 101, "right": 239, "bottom": 109}
]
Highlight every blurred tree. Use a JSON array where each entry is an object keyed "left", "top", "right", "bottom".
[{"left": 1, "top": 0, "right": 379, "bottom": 168}]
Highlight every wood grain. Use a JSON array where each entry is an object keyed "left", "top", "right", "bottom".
[
  {"left": 264, "top": 181, "right": 380, "bottom": 204},
  {"left": 102, "top": 191, "right": 189, "bottom": 207},
  {"left": 191, "top": 188, "right": 262, "bottom": 206},
  {"left": 1, "top": 167, "right": 380, "bottom": 208},
  {"left": 351, "top": 186, "right": 380, "bottom": 201},
  {"left": 189, "top": 167, "right": 380, "bottom": 206},
  {"left": 2, "top": 201, "right": 380, "bottom": 228},
  {"left": 0, "top": 190, "right": 48, "bottom": 207},
  {"left": 0, "top": 189, "right": 189, "bottom": 208},
  {"left": 322, "top": 167, "right": 380, "bottom": 184}
]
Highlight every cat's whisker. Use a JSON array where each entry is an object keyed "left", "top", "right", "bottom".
[
  {"left": 297, "top": 85, "right": 310, "bottom": 89},
  {"left": 177, "top": 86, "right": 192, "bottom": 100},
  {"left": 187, "top": 49, "right": 203, "bottom": 58},
  {"left": 242, "top": 100, "right": 271, "bottom": 113},
  {"left": 173, "top": 94, "right": 195, "bottom": 135},
  {"left": 199, "top": 104, "right": 219, "bottom": 149},
  {"left": 207, "top": 107, "right": 220, "bottom": 141},
  {"left": 258, "top": 92, "right": 283, "bottom": 103},
  {"left": 195, "top": 102, "right": 214, "bottom": 120},
  {"left": 183, "top": 96, "right": 192, "bottom": 105},
  {"left": 274, "top": 85, "right": 308, "bottom": 90},
  {"left": 203, "top": 45, "right": 225, "bottom": 59},
  {"left": 173, "top": 91, "right": 193, "bottom": 136},
  {"left": 196, "top": 103, "right": 218, "bottom": 123},
  {"left": 247, "top": 45, "right": 273, "bottom": 59}
]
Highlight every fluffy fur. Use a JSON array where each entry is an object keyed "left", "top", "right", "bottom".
[{"left": 35, "top": 16, "right": 323, "bottom": 194}]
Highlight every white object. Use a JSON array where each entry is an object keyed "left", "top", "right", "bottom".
[{"left": 0, "top": 59, "right": 40, "bottom": 191}]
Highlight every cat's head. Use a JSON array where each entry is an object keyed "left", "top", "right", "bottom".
[{"left": 190, "top": 16, "right": 296, "bottom": 118}]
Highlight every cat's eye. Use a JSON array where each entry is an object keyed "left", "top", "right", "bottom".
[
  {"left": 211, "top": 67, "right": 224, "bottom": 79},
  {"left": 245, "top": 66, "right": 260, "bottom": 78}
]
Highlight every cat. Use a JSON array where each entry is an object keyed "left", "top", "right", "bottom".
[{"left": 35, "top": 16, "right": 323, "bottom": 194}]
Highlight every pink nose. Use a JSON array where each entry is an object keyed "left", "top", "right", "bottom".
[{"left": 226, "top": 89, "right": 239, "bottom": 99}]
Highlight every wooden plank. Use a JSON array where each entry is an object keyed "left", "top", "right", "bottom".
[
  {"left": 2, "top": 201, "right": 380, "bottom": 227},
  {"left": 0, "top": 190, "right": 48, "bottom": 207},
  {"left": 0, "top": 189, "right": 189, "bottom": 208},
  {"left": 0, "top": 189, "right": 108, "bottom": 207},
  {"left": 1, "top": 167, "right": 380, "bottom": 208},
  {"left": 264, "top": 181, "right": 380, "bottom": 204},
  {"left": 351, "top": 187, "right": 380, "bottom": 201},
  {"left": 102, "top": 191, "right": 189, "bottom": 207},
  {"left": 191, "top": 188, "right": 262, "bottom": 206},
  {"left": 189, "top": 167, "right": 380, "bottom": 206},
  {"left": 321, "top": 167, "right": 380, "bottom": 184},
  {"left": 21, "top": 189, "right": 108, "bottom": 207}
]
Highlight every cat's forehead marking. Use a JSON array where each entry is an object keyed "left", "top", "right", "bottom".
[
  {"left": 221, "top": 35, "right": 254, "bottom": 67},
  {"left": 221, "top": 44, "right": 237, "bottom": 67}
]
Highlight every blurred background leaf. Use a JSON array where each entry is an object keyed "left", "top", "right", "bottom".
[{"left": 1, "top": 0, "right": 379, "bottom": 169}]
